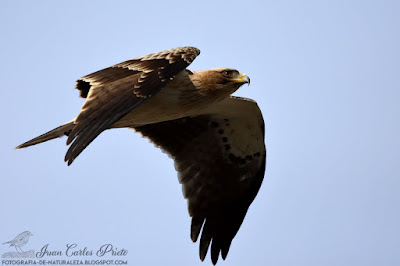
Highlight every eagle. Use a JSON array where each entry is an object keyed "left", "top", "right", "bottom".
[{"left": 16, "top": 47, "right": 266, "bottom": 264}]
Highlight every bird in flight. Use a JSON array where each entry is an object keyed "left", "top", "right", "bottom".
[
  {"left": 16, "top": 47, "right": 266, "bottom": 264},
  {"left": 3, "top": 231, "right": 33, "bottom": 253}
]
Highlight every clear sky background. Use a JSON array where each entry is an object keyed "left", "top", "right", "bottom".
[{"left": 1, "top": 1, "right": 399, "bottom": 265}]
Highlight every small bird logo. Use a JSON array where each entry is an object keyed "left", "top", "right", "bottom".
[{"left": 3, "top": 231, "right": 33, "bottom": 253}]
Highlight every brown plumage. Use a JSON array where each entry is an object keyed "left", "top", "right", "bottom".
[{"left": 16, "top": 47, "right": 266, "bottom": 265}]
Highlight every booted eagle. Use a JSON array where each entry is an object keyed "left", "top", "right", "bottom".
[{"left": 16, "top": 47, "right": 266, "bottom": 264}]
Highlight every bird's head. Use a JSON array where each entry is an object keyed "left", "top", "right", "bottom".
[
  {"left": 20, "top": 231, "right": 33, "bottom": 237},
  {"left": 191, "top": 68, "right": 250, "bottom": 98}
]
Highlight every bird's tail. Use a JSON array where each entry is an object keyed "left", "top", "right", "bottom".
[
  {"left": 2, "top": 241, "right": 11, "bottom": 245},
  {"left": 15, "top": 121, "right": 75, "bottom": 149}
]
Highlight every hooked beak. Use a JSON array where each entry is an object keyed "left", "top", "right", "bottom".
[
  {"left": 242, "top": 74, "right": 250, "bottom": 85},
  {"left": 232, "top": 73, "right": 250, "bottom": 85}
]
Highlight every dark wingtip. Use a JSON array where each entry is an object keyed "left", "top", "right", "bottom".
[
  {"left": 221, "top": 241, "right": 231, "bottom": 260},
  {"left": 211, "top": 250, "right": 219, "bottom": 265},
  {"left": 64, "top": 152, "right": 74, "bottom": 166},
  {"left": 65, "top": 157, "right": 74, "bottom": 166},
  {"left": 199, "top": 239, "right": 211, "bottom": 262},
  {"left": 191, "top": 217, "right": 204, "bottom": 243},
  {"left": 66, "top": 136, "right": 73, "bottom": 145},
  {"left": 211, "top": 238, "right": 222, "bottom": 265}
]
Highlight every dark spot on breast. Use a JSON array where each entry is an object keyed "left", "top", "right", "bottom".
[
  {"left": 254, "top": 152, "right": 261, "bottom": 157},
  {"left": 224, "top": 119, "right": 229, "bottom": 122},
  {"left": 225, "top": 144, "right": 231, "bottom": 150},
  {"left": 210, "top": 121, "right": 219, "bottom": 128},
  {"left": 228, "top": 153, "right": 239, "bottom": 164},
  {"left": 218, "top": 129, "right": 224, "bottom": 134},
  {"left": 226, "top": 123, "right": 230, "bottom": 126},
  {"left": 222, "top": 137, "right": 228, "bottom": 142},
  {"left": 246, "top": 155, "right": 253, "bottom": 161},
  {"left": 228, "top": 153, "right": 250, "bottom": 166}
]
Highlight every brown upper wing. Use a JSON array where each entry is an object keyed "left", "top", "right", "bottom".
[
  {"left": 64, "top": 47, "right": 200, "bottom": 165},
  {"left": 135, "top": 97, "right": 266, "bottom": 264}
]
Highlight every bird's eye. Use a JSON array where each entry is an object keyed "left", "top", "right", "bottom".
[{"left": 222, "top": 70, "right": 233, "bottom": 77}]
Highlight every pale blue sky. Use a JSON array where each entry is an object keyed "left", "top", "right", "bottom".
[{"left": 1, "top": 1, "right": 399, "bottom": 265}]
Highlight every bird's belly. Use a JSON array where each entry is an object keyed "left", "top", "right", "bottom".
[{"left": 111, "top": 87, "right": 207, "bottom": 128}]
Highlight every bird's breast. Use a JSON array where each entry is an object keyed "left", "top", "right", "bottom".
[{"left": 111, "top": 72, "right": 212, "bottom": 128}]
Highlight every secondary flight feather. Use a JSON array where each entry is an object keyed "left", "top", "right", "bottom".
[{"left": 16, "top": 47, "right": 266, "bottom": 265}]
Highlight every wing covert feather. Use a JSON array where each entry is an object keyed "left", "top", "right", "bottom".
[{"left": 65, "top": 47, "right": 200, "bottom": 165}]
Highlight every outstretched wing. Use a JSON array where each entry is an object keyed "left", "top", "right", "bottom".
[
  {"left": 135, "top": 96, "right": 266, "bottom": 264},
  {"left": 64, "top": 47, "right": 200, "bottom": 165}
]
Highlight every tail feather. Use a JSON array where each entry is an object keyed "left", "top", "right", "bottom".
[{"left": 16, "top": 121, "right": 75, "bottom": 149}]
